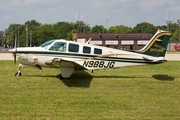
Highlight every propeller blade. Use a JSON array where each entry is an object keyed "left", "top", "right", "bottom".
[
  {"left": 14, "top": 34, "right": 17, "bottom": 64},
  {"left": 13, "top": 52, "right": 16, "bottom": 64}
]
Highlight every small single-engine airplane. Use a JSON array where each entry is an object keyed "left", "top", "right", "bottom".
[{"left": 9, "top": 28, "right": 171, "bottom": 78}]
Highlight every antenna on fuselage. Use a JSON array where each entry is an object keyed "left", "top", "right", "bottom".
[{"left": 85, "top": 38, "right": 92, "bottom": 44}]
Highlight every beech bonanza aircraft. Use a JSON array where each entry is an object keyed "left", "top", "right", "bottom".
[{"left": 9, "top": 28, "right": 171, "bottom": 78}]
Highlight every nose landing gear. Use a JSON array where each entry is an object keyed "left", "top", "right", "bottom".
[
  {"left": 15, "top": 64, "right": 23, "bottom": 77},
  {"left": 15, "top": 71, "right": 22, "bottom": 76}
]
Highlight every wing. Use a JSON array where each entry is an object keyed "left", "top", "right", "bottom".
[
  {"left": 45, "top": 58, "right": 88, "bottom": 78},
  {"left": 45, "top": 58, "right": 87, "bottom": 70}
]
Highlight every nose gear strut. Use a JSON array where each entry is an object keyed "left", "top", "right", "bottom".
[{"left": 15, "top": 64, "right": 23, "bottom": 76}]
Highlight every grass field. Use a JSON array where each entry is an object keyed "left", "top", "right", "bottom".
[
  {"left": 0, "top": 61, "right": 180, "bottom": 120},
  {"left": 167, "top": 50, "right": 180, "bottom": 54}
]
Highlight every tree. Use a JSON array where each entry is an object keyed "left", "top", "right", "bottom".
[
  {"left": 24, "top": 20, "right": 41, "bottom": 46},
  {"left": 132, "top": 22, "right": 156, "bottom": 34},
  {"left": 170, "top": 23, "right": 178, "bottom": 33},
  {"left": 0, "top": 31, "right": 3, "bottom": 46},
  {"left": 108, "top": 25, "right": 132, "bottom": 33},
  {"left": 171, "top": 28, "right": 179, "bottom": 40},
  {"left": 53, "top": 22, "right": 75, "bottom": 39},
  {"left": 3, "top": 20, "right": 180, "bottom": 45},
  {"left": 91, "top": 25, "right": 106, "bottom": 33},
  {"left": 157, "top": 23, "right": 178, "bottom": 41},
  {"left": 25, "top": 20, "right": 41, "bottom": 27},
  {"left": 76, "top": 21, "right": 90, "bottom": 33},
  {"left": 6, "top": 24, "right": 18, "bottom": 48},
  {"left": 156, "top": 25, "right": 167, "bottom": 31},
  {"left": 35, "top": 24, "right": 55, "bottom": 46},
  {"left": 66, "top": 29, "right": 77, "bottom": 40}
]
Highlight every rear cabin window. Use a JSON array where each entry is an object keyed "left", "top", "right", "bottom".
[
  {"left": 68, "top": 43, "right": 79, "bottom": 52},
  {"left": 83, "top": 46, "right": 91, "bottom": 54},
  {"left": 94, "top": 48, "right": 102, "bottom": 54}
]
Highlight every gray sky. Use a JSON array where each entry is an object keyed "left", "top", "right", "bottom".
[{"left": 0, "top": 0, "right": 180, "bottom": 31}]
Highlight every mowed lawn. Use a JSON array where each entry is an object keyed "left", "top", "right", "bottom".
[{"left": 0, "top": 60, "right": 180, "bottom": 120}]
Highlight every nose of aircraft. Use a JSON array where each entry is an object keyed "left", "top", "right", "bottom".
[{"left": 8, "top": 48, "right": 16, "bottom": 53}]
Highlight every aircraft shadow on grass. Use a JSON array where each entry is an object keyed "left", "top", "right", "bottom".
[
  {"left": 152, "top": 74, "right": 175, "bottom": 81},
  {"left": 25, "top": 73, "right": 174, "bottom": 88},
  {"left": 26, "top": 71, "right": 93, "bottom": 88},
  {"left": 93, "top": 74, "right": 175, "bottom": 81},
  {"left": 58, "top": 71, "right": 93, "bottom": 88}
]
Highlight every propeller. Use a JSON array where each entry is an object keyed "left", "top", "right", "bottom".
[
  {"left": 13, "top": 34, "right": 17, "bottom": 64},
  {"left": 13, "top": 48, "right": 17, "bottom": 64}
]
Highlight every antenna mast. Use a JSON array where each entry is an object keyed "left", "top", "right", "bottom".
[
  {"left": 166, "top": 13, "right": 172, "bottom": 31},
  {"left": 106, "top": 14, "right": 108, "bottom": 33}
]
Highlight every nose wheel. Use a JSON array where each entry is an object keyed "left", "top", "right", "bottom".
[
  {"left": 15, "top": 64, "right": 23, "bottom": 77},
  {"left": 15, "top": 72, "right": 22, "bottom": 76}
]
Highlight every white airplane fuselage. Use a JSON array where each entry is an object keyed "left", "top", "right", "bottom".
[{"left": 15, "top": 44, "right": 162, "bottom": 69}]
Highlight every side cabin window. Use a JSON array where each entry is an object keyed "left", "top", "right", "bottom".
[
  {"left": 49, "top": 42, "right": 66, "bottom": 52},
  {"left": 68, "top": 43, "right": 79, "bottom": 52},
  {"left": 83, "top": 46, "right": 91, "bottom": 54},
  {"left": 94, "top": 48, "right": 102, "bottom": 55}
]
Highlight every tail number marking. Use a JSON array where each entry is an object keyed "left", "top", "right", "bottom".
[{"left": 83, "top": 61, "right": 115, "bottom": 68}]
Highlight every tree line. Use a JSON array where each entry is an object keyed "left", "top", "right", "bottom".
[{"left": 0, "top": 20, "right": 179, "bottom": 47}]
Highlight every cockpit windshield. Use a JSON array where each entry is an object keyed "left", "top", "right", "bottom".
[{"left": 40, "top": 40, "right": 55, "bottom": 48}]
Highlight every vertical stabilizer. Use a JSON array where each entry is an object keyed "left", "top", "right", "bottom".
[{"left": 138, "top": 28, "right": 172, "bottom": 57}]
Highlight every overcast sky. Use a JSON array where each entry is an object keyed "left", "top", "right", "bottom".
[{"left": 0, "top": 0, "right": 180, "bottom": 31}]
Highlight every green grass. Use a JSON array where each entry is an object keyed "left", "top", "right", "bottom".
[
  {"left": 0, "top": 61, "right": 180, "bottom": 120},
  {"left": 167, "top": 50, "right": 180, "bottom": 54}
]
